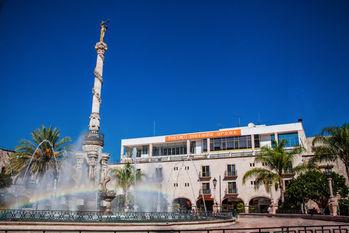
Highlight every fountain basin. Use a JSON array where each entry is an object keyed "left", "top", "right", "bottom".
[{"left": 0, "top": 209, "right": 235, "bottom": 223}]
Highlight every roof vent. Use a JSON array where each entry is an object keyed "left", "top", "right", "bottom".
[
  {"left": 248, "top": 122, "right": 255, "bottom": 128},
  {"left": 298, "top": 118, "right": 303, "bottom": 122}
]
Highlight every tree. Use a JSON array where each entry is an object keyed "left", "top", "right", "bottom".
[
  {"left": 312, "top": 123, "right": 349, "bottom": 179},
  {"left": 243, "top": 140, "right": 302, "bottom": 203},
  {"left": 0, "top": 169, "right": 12, "bottom": 189},
  {"left": 282, "top": 170, "right": 348, "bottom": 212},
  {"left": 111, "top": 162, "right": 142, "bottom": 209},
  {"left": 10, "top": 126, "right": 71, "bottom": 181}
]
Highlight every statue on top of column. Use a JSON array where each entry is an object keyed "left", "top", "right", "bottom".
[{"left": 99, "top": 20, "right": 109, "bottom": 43}]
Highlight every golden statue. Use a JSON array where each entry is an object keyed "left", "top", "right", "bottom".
[{"left": 99, "top": 20, "right": 109, "bottom": 42}]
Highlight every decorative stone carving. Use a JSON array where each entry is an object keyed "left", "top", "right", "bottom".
[
  {"left": 94, "top": 70, "right": 103, "bottom": 83},
  {"left": 95, "top": 42, "right": 107, "bottom": 57},
  {"left": 89, "top": 112, "right": 100, "bottom": 132},
  {"left": 100, "top": 154, "right": 110, "bottom": 180},
  {"left": 87, "top": 153, "right": 98, "bottom": 181},
  {"left": 99, "top": 170, "right": 116, "bottom": 214}
]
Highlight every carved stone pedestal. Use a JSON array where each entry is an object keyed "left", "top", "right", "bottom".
[
  {"left": 329, "top": 197, "right": 338, "bottom": 216},
  {"left": 100, "top": 190, "right": 116, "bottom": 214}
]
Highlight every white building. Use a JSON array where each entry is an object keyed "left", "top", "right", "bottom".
[{"left": 111, "top": 121, "right": 309, "bottom": 213}]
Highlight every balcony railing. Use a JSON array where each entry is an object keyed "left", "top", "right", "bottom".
[
  {"left": 225, "top": 188, "right": 238, "bottom": 195},
  {"left": 224, "top": 170, "right": 237, "bottom": 180},
  {"left": 125, "top": 150, "right": 260, "bottom": 163},
  {"left": 198, "top": 171, "right": 211, "bottom": 181},
  {"left": 199, "top": 188, "right": 211, "bottom": 195}
]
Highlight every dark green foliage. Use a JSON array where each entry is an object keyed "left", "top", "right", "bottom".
[
  {"left": 0, "top": 170, "right": 12, "bottom": 188},
  {"left": 339, "top": 199, "right": 349, "bottom": 216},
  {"left": 283, "top": 170, "right": 348, "bottom": 211},
  {"left": 243, "top": 139, "right": 302, "bottom": 202},
  {"left": 11, "top": 125, "right": 71, "bottom": 179},
  {"left": 236, "top": 202, "right": 245, "bottom": 213},
  {"left": 312, "top": 123, "right": 349, "bottom": 179}
]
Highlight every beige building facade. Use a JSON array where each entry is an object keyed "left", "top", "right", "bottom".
[{"left": 111, "top": 121, "right": 310, "bottom": 213}]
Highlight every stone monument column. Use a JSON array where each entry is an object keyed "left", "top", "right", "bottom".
[
  {"left": 89, "top": 23, "right": 108, "bottom": 132},
  {"left": 82, "top": 21, "right": 109, "bottom": 183}
]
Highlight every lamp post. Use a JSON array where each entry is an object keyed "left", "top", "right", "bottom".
[
  {"left": 323, "top": 164, "right": 338, "bottom": 216},
  {"left": 213, "top": 177, "right": 217, "bottom": 189},
  {"left": 212, "top": 177, "right": 218, "bottom": 213}
]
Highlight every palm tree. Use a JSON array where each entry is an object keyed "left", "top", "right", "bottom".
[
  {"left": 10, "top": 125, "right": 71, "bottom": 182},
  {"left": 312, "top": 123, "right": 349, "bottom": 179},
  {"left": 111, "top": 162, "right": 142, "bottom": 209},
  {"left": 0, "top": 169, "right": 12, "bottom": 188},
  {"left": 243, "top": 140, "right": 302, "bottom": 203}
]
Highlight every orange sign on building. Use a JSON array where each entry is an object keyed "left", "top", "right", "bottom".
[{"left": 165, "top": 129, "right": 241, "bottom": 142}]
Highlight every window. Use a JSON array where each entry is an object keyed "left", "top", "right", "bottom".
[
  {"left": 155, "top": 167, "right": 162, "bottom": 179},
  {"left": 227, "top": 164, "right": 236, "bottom": 176},
  {"left": 174, "top": 166, "right": 178, "bottom": 171},
  {"left": 185, "top": 166, "right": 189, "bottom": 170},
  {"left": 271, "top": 134, "right": 276, "bottom": 147},
  {"left": 153, "top": 143, "right": 187, "bottom": 156},
  {"left": 202, "top": 183, "right": 210, "bottom": 194},
  {"left": 153, "top": 147, "right": 159, "bottom": 156},
  {"left": 214, "top": 138, "right": 221, "bottom": 150},
  {"left": 190, "top": 141, "right": 196, "bottom": 154},
  {"left": 250, "top": 181, "right": 257, "bottom": 185},
  {"left": 203, "top": 139, "right": 207, "bottom": 152},
  {"left": 185, "top": 183, "right": 190, "bottom": 187},
  {"left": 254, "top": 135, "right": 260, "bottom": 148},
  {"left": 142, "top": 146, "right": 148, "bottom": 154},
  {"left": 210, "top": 135, "right": 253, "bottom": 151},
  {"left": 228, "top": 182, "right": 237, "bottom": 193},
  {"left": 250, "top": 163, "right": 255, "bottom": 167},
  {"left": 278, "top": 133, "right": 299, "bottom": 147},
  {"left": 174, "top": 183, "right": 178, "bottom": 187},
  {"left": 201, "top": 165, "right": 210, "bottom": 177}
]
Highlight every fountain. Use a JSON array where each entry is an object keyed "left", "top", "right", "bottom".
[
  {"left": 99, "top": 174, "right": 116, "bottom": 214},
  {"left": 0, "top": 21, "right": 236, "bottom": 231}
]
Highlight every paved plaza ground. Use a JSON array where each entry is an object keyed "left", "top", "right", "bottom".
[{"left": 236, "top": 215, "right": 348, "bottom": 227}]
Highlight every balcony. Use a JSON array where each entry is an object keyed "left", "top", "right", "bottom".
[
  {"left": 199, "top": 188, "right": 211, "bottom": 195},
  {"left": 224, "top": 188, "right": 238, "bottom": 198},
  {"left": 198, "top": 171, "right": 211, "bottom": 181},
  {"left": 223, "top": 170, "right": 238, "bottom": 180}
]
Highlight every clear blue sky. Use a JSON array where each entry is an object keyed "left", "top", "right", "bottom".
[{"left": 0, "top": 0, "right": 348, "bottom": 163}]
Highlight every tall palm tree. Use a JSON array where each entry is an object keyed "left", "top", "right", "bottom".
[
  {"left": 312, "top": 123, "right": 349, "bottom": 179},
  {"left": 10, "top": 126, "right": 71, "bottom": 181},
  {"left": 111, "top": 162, "right": 142, "bottom": 209},
  {"left": 243, "top": 140, "right": 302, "bottom": 203}
]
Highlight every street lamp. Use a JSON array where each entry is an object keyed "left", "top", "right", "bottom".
[
  {"left": 212, "top": 177, "right": 218, "bottom": 213},
  {"left": 213, "top": 178, "right": 217, "bottom": 189},
  {"left": 323, "top": 164, "right": 334, "bottom": 197},
  {"left": 322, "top": 164, "right": 338, "bottom": 216}
]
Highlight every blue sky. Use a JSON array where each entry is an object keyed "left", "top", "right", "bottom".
[{"left": 0, "top": 0, "right": 348, "bottom": 163}]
